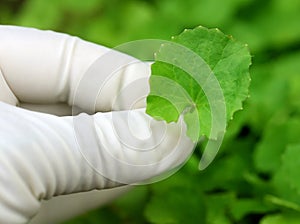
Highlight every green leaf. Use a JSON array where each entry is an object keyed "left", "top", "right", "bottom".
[
  {"left": 205, "top": 192, "right": 235, "bottom": 224},
  {"left": 230, "top": 198, "right": 275, "bottom": 221},
  {"left": 279, "top": 144, "right": 300, "bottom": 195},
  {"left": 144, "top": 187, "right": 206, "bottom": 224},
  {"left": 271, "top": 144, "right": 300, "bottom": 207},
  {"left": 254, "top": 118, "right": 300, "bottom": 173},
  {"left": 113, "top": 186, "right": 149, "bottom": 223},
  {"left": 264, "top": 195, "right": 300, "bottom": 212},
  {"left": 260, "top": 212, "right": 300, "bottom": 224},
  {"left": 146, "top": 26, "right": 251, "bottom": 141},
  {"left": 197, "top": 137, "right": 254, "bottom": 192},
  {"left": 244, "top": 52, "right": 300, "bottom": 134},
  {"left": 144, "top": 160, "right": 207, "bottom": 223}
]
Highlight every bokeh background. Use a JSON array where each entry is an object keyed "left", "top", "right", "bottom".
[{"left": 1, "top": 0, "right": 300, "bottom": 223}]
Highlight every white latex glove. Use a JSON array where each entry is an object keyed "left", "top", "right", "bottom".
[{"left": 0, "top": 25, "right": 194, "bottom": 224}]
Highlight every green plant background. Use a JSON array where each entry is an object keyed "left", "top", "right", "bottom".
[{"left": 1, "top": 0, "right": 300, "bottom": 223}]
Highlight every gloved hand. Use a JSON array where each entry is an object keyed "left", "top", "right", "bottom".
[{"left": 0, "top": 25, "right": 194, "bottom": 224}]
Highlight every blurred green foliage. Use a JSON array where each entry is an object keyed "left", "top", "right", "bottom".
[{"left": 1, "top": 0, "right": 300, "bottom": 223}]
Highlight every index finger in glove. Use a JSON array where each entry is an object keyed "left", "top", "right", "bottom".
[{"left": 0, "top": 25, "right": 148, "bottom": 112}]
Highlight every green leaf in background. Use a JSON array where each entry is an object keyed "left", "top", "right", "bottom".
[
  {"left": 260, "top": 212, "right": 300, "bottom": 224},
  {"left": 270, "top": 144, "right": 300, "bottom": 207},
  {"left": 243, "top": 52, "right": 300, "bottom": 135},
  {"left": 205, "top": 192, "right": 235, "bottom": 224},
  {"left": 144, "top": 187, "right": 206, "bottom": 224},
  {"left": 146, "top": 26, "right": 251, "bottom": 141},
  {"left": 229, "top": 198, "right": 275, "bottom": 221},
  {"left": 113, "top": 186, "right": 149, "bottom": 223},
  {"left": 278, "top": 144, "right": 300, "bottom": 195},
  {"left": 254, "top": 118, "right": 300, "bottom": 173}
]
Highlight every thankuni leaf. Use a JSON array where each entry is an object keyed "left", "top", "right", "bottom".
[{"left": 146, "top": 26, "right": 251, "bottom": 141}]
